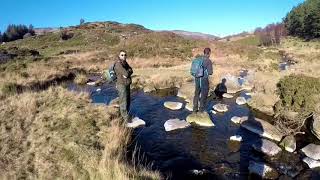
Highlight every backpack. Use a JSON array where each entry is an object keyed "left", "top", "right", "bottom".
[
  {"left": 104, "top": 63, "right": 117, "bottom": 82},
  {"left": 190, "top": 57, "right": 204, "bottom": 78}
]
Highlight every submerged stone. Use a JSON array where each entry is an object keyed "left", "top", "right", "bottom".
[
  {"left": 186, "top": 112, "right": 214, "bottom": 127},
  {"left": 164, "top": 101, "right": 183, "bottom": 110},
  {"left": 249, "top": 161, "right": 279, "bottom": 179},
  {"left": 164, "top": 119, "right": 190, "bottom": 132},
  {"left": 301, "top": 144, "right": 320, "bottom": 160},
  {"left": 213, "top": 103, "right": 228, "bottom": 113},
  {"left": 280, "top": 135, "right": 296, "bottom": 153},
  {"left": 252, "top": 139, "right": 282, "bottom": 156},
  {"left": 241, "top": 118, "right": 284, "bottom": 142},
  {"left": 126, "top": 117, "right": 146, "bottom": 128}
]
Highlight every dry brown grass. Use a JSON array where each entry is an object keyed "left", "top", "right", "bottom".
[{"left": 0, "top": 87, "right": 160, "bottom": 180}]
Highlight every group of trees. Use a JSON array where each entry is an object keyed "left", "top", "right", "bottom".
[
  {"left": 254, "top": 23, "right": 287, "bottom": 46},
  {"left": 284, "top": 0, "right": 320, "bottom": 39},
  {"left": 0, "top": 24, "right": 35, "bottom": 43}
]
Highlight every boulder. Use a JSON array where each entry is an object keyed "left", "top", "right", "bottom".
[
  {"left": 230, "top": 135, "right": 243, "bottom": 142},
  {"left": 280, "top": 135, "right": 296, "bottom": 153},
  {"left": 311, "top": 113, "right": 320, "bottom": 141},
  {"left": 301, "top": 144, "right": 320, "bottom": 160},
  {"left": 252, "top": 139, "right": 282, "bottom": 156},
  {"left": 164, "top": 101, "right": 183, "bottom": 110},
  {"left": 231, "top": 116, "right": 248, "bottom": 124},
  {"left": 236, "top": 97, "right": 247, "bottom": 105},
  {"left": 127, "top": 117, "right": 146, "bottom": 128},
  {"left": 164, "top": 119, "right": 191, "bottom": 132},
  {"left": 248, "top": 161, "right": 279, "bottom": 179},
  {"left": 303, "top": 157, "right": 320, "bottom": 169},
  {"left": 222, "top": 93, "right": 234, "bottom": 98},
  {"left": 241, "top": 118, "right": 284, "bottom": 142},
  {"left": 186, "top": 112, "right": 214, "bottom": 127},
  {"left": 213, "top": 103, "right": 228, "bottom": 113}
]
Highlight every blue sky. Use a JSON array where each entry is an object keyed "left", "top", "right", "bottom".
[{"left": 0, "top": 0, "right": 304, "bottom": 37}]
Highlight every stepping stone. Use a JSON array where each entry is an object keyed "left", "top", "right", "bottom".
[
  {"left": 230, "top": 135, "right": 243, "bottom": 142},
  {"left": 303, "top": 157, "right": 320, "bottom": 169},
  {"left": 164, "top": 119, "right": 191, "bottom": 132},
  {"left": 252, "top": 139, "right": 282, "bottom": 156},
  {"left": 126, "top": 117, "right": 146, "bottom": 128},
  {"left": 301, "top": 144, "right": 320, "bottom": 160},
  {"left": 210, "top": 110, "right": 217, "bottom": 114},
  {"left": 96, "top": 88, "right": 101, "bottom": 92},
  {"left": 185, "top": 102, "right": 193, "bottom": 111},
  {"left": 87, "top": 81, "right": 96, "bottom": 86},
  {"left": 280, "top": 135, "right": 296, "bottom": 152},
  {"left": 223, "top": 93, "right": 234, "bottom": 98},
  {"left": 213, "top": 103, "right": 228, "bottom": 113},
  {"left": 236, "top": 97, "right": 247, "bottom": 105},
  {"left": 186, "top": 112, "right": 214, "bottom": 127},
  {"left": 164, "top": 101, "right": 183, "bottom": 110},
  {"left": 241, "top": 118, "right": 284, "bottom": 142},
  {"left": 249, "top": 161, "right": 279, "bottom": 179},
  {"left": 231, "top": 116, "right": 248, "bottom": 124}
]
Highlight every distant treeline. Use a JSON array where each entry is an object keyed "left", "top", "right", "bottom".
[
  {"left": 284, "top": 0, "right": 320, "bottom": 39},
  {"left": 254, "top": 23, "right": 287, "bottom": 46},
  {"left": 0, "top": 24, "right": 35, "bottom": 43}
]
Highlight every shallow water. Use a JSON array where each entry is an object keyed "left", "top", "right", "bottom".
[{"left": 66, "top": 78, "right": 320, "bottom": 180}]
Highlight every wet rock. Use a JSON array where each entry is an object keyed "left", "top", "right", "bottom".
[
  {"left": 280, "top": 135, "right": 296, "bottom": 152},
  {"left": 222, "top": 93, "right": 234, "bottom": 98},
  {"left": 230, "top": 135, "right": 242, "bottom": 142},
  {"left": 303, "top": 157, "right": 320, "bottom": 169},
  {"left": 213, "top": 103, "right": 228, "bottom": 113},
  {"left": 236, "top": 97, "right": 247, "bottom": 105},
  {"left": 186, "top": 112, "right": 214, "bottom": 127},
  {"left": 164, "top": 101, "right": 183, "bottom": 110},
  {"left": 126, "top": 117, "right": 146, "bottom": 128},
  {"left": 301, "top": 144, "right": 320, "bottom": 160},
  {"left": 252, "top": 139, "right": 282, "bottom": 156},
  {"left": 241, "top": 118, "right": 284, "bottom": 142},
  {"left": 231, "top": 116, "right": 248, "bottom": 124},
  {"left": 185, "top": 102, "right": 193, "bottom": 111},
  {"left": 248, "top": 161, "right": 279, "bottom": 179},
  {"left": 164, "top": 119, "right": 191, "bottom": 132},
  {"left": 210, "top": 110, "right": 217, "bottom": 114},
  {"left": 311, "top": 113, "right": 320, "bottom": 141},
  {"left": 86, "top": 81, "right": 96, "bottom": 86}
]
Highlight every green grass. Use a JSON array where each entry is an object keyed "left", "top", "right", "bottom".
[{"left": 234, "top": 35, "right": 260, "bottom": 46}]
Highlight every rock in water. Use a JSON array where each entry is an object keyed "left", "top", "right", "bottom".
[
  {"left": 223, "top": 93, "right": 234, "bottom": 98},
  {"left": 303, "top": 157, "right": 320, "bottom": 169},
  {"left": 230, "top": 135, "right": 242, "bottom": 142},
  {"left": 236, "top": 97, "right": 247, "bottom": 105},
  {"left": 249, "top": 161, "right": 279, "bottom": 179},
  {"left": 164, "top": 101, "right": 183, "bottom": 110},
  {"left": 311, "top": 113, "right": 320, "bottom": 141},
  {"left": 280, "top": 135, "right": 296, "bottom": 153},
  {"left": 186, "top": 113, "right": 214, "bottom": 127},
  {"left": 87, "top": 81, "right": 96, "bottom": 86},
  {"left": 241, "top": 118, "right": 284, "bottom": 142},
  {"left": 213, "top": 103, "right": 228, "bottom": 113},
  {"left": 231, "top": 116, "right": 248, "bottom": 124},
  {"left": 185, "top": 102, "right": 193, "bottom": 111},
  {"left": 164, "top": 119, "right": 190, "bottom": 132},
  {"left": 301, "top": 144, "right": 320, "bottom": 160},
  {"left": 126, "top": 117, "right": 146, "bottom": 128},
  {"left": 252, "top": 139, "right": 282, "bottom": 156}
]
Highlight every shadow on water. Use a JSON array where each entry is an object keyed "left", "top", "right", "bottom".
[{"left": 65, "top": 77, "right": 320, "bottom": 179}]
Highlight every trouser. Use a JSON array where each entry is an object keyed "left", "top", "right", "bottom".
[
  {"left": 193, "top": 77, "right": 209, "bottom": 112},
  {"left": 116, "top": 83, "right": 131, "bottom": 121}
]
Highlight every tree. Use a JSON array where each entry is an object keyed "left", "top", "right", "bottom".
[
  {"left": 0, "top": 31, "right": 2, "bottom": 43},
  {"left": 80, "top": 18, "right": 85, "bottom": 25},
  {"left": 28, "top": 24, "right": 35, "bottom": 35}
]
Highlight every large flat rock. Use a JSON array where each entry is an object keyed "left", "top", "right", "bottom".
[
  {"left": 164, "top": 119, "right": 190, "bottom": 132},
  {"left": 186, "top": 112, "right": 214, "bottom": 127},
  {"left": 127, "top": 117, "right": 146, "bottom": 128},
  {"left": 252, "top": 139, "right": 282, "bottom": 156},
  {"left": 164, "top": 101, "right": 183, "bottom": 110},
  {"left": 241, "top": 118, "right": 284, "bottom": 142},
  {"left": 301, "top": 144, "right": 320, "bottom": 160}
]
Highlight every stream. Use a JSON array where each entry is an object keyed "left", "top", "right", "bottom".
[{"left": 66, "top": 77, "right": 320, "bottom": 180}]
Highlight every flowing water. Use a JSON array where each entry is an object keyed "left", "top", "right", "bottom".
[{"left": 66, "top": 77, "right": 320, "bottom": 180}]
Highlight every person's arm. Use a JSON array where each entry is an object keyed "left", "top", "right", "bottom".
[
  {"left": 114, "top": 61, "right": 129, "bottom": 78},
  {"left": 207, "top": 59, "right": 213, "bottom": 75}
]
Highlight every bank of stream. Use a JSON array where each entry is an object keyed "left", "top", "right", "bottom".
[{"left": 65, "top": 76, "right": 320, "bottom": 180}]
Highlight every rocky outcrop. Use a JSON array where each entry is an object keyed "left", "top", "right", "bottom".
[
  {"left": 248, "top": 161, "right": 279, "bottom": 179},
  {"left": 236, "top": 97, "right": 247, "bottom": 105},
  {"left": 301, "top": 144, "right": 320, "bottom": 160},
  {"left": 164, "top": 101, "right": 183, "bottom": 110},
  {"left": 280, "top": 135, "right": 296, "bottom": 152},
  {"left": 241, "top": 118, "right": 284, "bottom": 142},
  {"left": 186, "top": 112, "right": 214, "bottom": 127},
  {"left": 164, "top": 119, "right": 191, "bottom": 131},
  {"left": 252, "top": 139, "right": 282, "bottom": 156},
  {"left": 213, "top": 103, "right": 228, "bottom": 113},
  {"left": 311, "top": 113, "right": 320, "bottom": 141},
  {"left": 127, "top": 117, "right": 146, "bottom": 128}
]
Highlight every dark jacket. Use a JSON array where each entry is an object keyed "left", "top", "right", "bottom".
[{"left": 114, "top": 59, "right": 133, "bottom": 86}]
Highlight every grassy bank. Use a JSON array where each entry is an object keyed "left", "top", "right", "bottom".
[{"left": 0, "top": 87, "right": 160, "bottom": 180}]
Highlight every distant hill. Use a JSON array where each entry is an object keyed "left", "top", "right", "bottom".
[{"left": 169, "top": 30, "right": 219, "bottom": 41}]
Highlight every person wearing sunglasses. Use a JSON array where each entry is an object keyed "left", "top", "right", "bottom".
[{"left": 114, "top": 50, "right": 133, "bottom": 122}]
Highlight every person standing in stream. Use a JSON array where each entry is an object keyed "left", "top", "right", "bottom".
[
  {"left": 191, "top": 48, "right": 213, "bottom": 112},
  {"left": 114, "top": 50, "right": 133, "bottom": 122}
]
